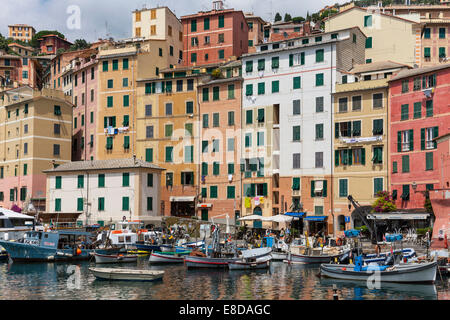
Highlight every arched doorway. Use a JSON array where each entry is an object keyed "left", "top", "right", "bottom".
[{"left": 253, "top": 206, "right": 262, "bottom": 229}]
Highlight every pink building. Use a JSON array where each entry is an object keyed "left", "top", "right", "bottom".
[
  {"left": 71, "top": 49, "right": 99, "bottom": 161},
  {"left": 389, "top": 64, "right": 450, "bottom": 211},
  {"left": 38, "top": 34, "right": 72, "bottom": 55},
  {"left": 181, "top": 1, "right": 248, "bottom": 67},
  {"left": 429, "top": 133, "right": 450, "bottom": 249}
]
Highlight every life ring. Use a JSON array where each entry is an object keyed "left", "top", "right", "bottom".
[{"left": 336, "top": 238, "right": 342, "bottom": 246}]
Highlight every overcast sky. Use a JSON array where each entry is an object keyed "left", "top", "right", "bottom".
[{"left": 1, "top": 0, "right": 348, "bottom": 43}]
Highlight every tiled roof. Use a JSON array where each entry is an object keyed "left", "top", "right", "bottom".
[
  {"left": 389, "top": 63, "right": 450, "bottom": 82},
  {"left": 43, "top": 158, "right": 165, "bottom": 173},
  {"left": 350, "top": 61, "right": 411, "bottom": 74}
]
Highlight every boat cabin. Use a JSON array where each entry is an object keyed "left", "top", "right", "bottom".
[
  {"left": 0, "top": 209, "right": 37, "bottom": 241},
  {"left": 22, "top": 230, "right": 94, "bottom": 249}
]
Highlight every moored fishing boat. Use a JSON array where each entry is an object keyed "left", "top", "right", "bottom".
[
  {"left": 89, "top": 267, "right": 164, "bottom": 281},
  {"left": 94, "top": 252, "right": 138, "bottom": 264},
  {"left": 228, "top": 254, "right": 272, "bottom": 270},
  {"left": 149, "top": 250, "right": 191, "bottom": 264},
  {"left": 0, "top": 230, "right": 95, "bottom": 262},
  {"left": 320, "top": 255, "right": 438, "bottom": 283}
]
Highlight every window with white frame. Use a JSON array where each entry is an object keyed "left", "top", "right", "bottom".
[
  {"left": 402, "top": 130, "right": 410, "bottom": 151},
  {"left": 426, "top": 128, "right": 435, "bottom": 149}
]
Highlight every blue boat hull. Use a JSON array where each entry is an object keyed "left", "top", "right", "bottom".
[
  {"left": 0, "top": 241, "right": 93, "bottom": 262},
  {"left": 135, "top": 243, "right": 161, "bottom": 252}
]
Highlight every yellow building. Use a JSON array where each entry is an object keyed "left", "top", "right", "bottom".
[
  {"left": 136, "top": 65, "right": 213, "bottom": 216},
  {"left": 0, "top": 86, "right": 73, "bottom": 212},
  {"left": 332, "top": 61, "right": 410, "bottom": 234},
  {"left": 96, "top": 39, "right": 180, "bottom": 161},
  {"left": 324, "top": 5, "right": 419, "bottom": 66},
  {"left": 8, "top": 25, "right": 36, "bottom": 43}
]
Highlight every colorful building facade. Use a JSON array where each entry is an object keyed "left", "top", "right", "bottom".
[
  {"left": 0, "top": 87, "right": 73, "bottom": 212},
  {"left": 181, "top": 2, "right": 249, "bottom": 67},
  {"left": 389, "top": 64, "right": 450, "bottom": 211}
]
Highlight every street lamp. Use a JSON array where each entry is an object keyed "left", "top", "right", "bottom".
[{"left": 412, "top": 181, "right": 417, "bottom": 191}]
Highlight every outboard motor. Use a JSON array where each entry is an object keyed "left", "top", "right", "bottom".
[{"left": 384, "top": 254, "right": 394, "bottom": 266}]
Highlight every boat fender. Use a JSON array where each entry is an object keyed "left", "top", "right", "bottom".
[
  {"left": 342, "top": 267, "right": 346, "bottom": 271},
  {"left": 48, "top": 256, "right": 55, "bottom": 260}
]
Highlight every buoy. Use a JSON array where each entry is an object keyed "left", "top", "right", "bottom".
[{"left": 76, "top": 248, "right": 82, "bottom": 256}]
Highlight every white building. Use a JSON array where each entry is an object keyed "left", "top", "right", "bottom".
[
  {"left": 43, "top": 158, "right": 165, "bottom": 226},
  {"left": 240, "top": 27, "right": 366, "bottom": 233}
]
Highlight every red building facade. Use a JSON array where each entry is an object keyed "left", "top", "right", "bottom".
[
  {"left": 389, "top": 64, "right": 450, "bottom": 210},
  {"left": 38, "top": 35, "right": 72, "bottom": 55},
  {"left": 181, "top": 5, "right": 248, "bottom": 67}
]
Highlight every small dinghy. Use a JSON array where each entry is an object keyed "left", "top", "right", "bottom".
[
  {"left": 149, "top": 251, "right": 191, "bottom": 264},
  {"left": 94, "top": 252, "right": 138, "bottom": 264},
  {"left": 89, "top": 267, "right": 164, "bottom": 281},
  {"left": 229, "top": 254, "right": 272, "bottom": 270}
]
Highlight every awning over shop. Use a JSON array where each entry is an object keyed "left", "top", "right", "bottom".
[
  {"left": 304, "top": 216, "right": 328, "bottom": 221},
  {"left": 367, "top": 213, "right": 430, "bottom": 220},
  {"left": 170, "top": 196, "right": 195, "bottom": 202},
  {"left": 197, "top": 203, "right": 212, "bottom": 208},
  {"left": 284, "top": 212, "right": 306, "bottom": 218}
]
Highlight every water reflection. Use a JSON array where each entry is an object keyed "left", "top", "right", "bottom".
[{"left": 0, "top": 260, "right": 446, "bottom": 300}]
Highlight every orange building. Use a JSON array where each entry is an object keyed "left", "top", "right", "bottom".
[
  {"left": 8, "top": 24, "right": 36, "bottom": 42},
  {"left": 181, "top": 1, "right": 248, "bottom": 67}
]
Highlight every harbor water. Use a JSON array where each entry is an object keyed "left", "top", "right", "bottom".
[{"left": 0, "top": 257, "right": 448, "bottom": 300}]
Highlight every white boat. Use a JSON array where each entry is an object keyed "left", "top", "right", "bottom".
[
  {"left": 0, "top": 208, "right": 41, "bottom": 242},
  {"left": 271, "top": 252, "right": 288, "bottom": 261},
  {"left": 89, "top": 267, "right": 164, "bottom": 281},
  {"left": 229, "top": 255, "right": 272, "bottom": 270},
  {"left": 320, "top": 261, "right": 438, "bottom": 283},
  {"left": 94, "top": 252, "right": 138, "bottom": 264},
  {"left": 287, "top": 248, "right": 349, "bottom": 264},
  {"left": 149, "top": 251, "right": 191, "bottom": 264}
]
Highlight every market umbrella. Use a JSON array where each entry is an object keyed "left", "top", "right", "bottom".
[
  {"left": 267, "top": 214, "right": 294, "bottom": 223},
  {"left": 237, "top": 214, "right": 265, "bottom": 221}
]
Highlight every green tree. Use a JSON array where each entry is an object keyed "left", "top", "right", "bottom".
[
  {"left": 30, "top": 30, "right": 66, "bottom": 48},
  {"left": 274, "top": 12, "right": 282, "bottom": 22},
  {"left": 70, "top": 39, "right": 91, "bottom": 51},
  {"left": 0, "top": 33, "right": 10, "bottom": 53},
  {"left": 292, "top": 16, "right": 305, "bottom": 23},
  {"left": 284, "top": 13, "right": 292, "bottom": 22}
]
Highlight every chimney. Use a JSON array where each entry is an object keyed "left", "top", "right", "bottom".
[{"left": 213, "top": 1, "right": 224, "bottom": 11}]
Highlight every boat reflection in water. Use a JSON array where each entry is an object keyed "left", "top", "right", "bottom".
[{"left": 319, "top": 278, "right": 438, "bottom": 300}]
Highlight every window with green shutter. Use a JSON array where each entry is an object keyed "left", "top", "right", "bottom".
[
  {"left": 165, "top": 124, "right": 173, "bottom": 137},
  {"left": 210, "top": 186, "right": 218, "bottom": 198},
  {"left": 146, "top": 197, "right": 153, "bottom": 211},
  {"left": 122, "top": 197, "right": 129, "bottom": 211},
  {"left": 202, "top": 140, "right": 208, "bottom": 153},
  {"left": 98, "top": 197, "right": 105, "bottom": 211},
  {"left": 228, "top": 111, "right": 235, "bottom": 125},
  {"left": 246, "top": 61, "right": 253, "bottom": 73},
  {"left": 257, "top": 108, "right": 264, "bottom": 123},
  {"left": 218, "top": 15, "right": 224, "bottom": 28},
  {"left": 426, "top": 152, "right": 433, "bottom": 170},
  {"left": 227, "top": 186, "right": 235, "bottom": 199},
  {"left": 246, "top": 84, "right": 253, "bottom": 96},
  {"left": 77, "top": 198, "right": 84, "bottom": 211},
  {"left": 228, "top": 163, "right": 234, "bottom": 174},
  {"left": 364, "top": 15, "right": 372, "bottom": 27},
  {"left": 107, "top": 79, "right": 113, "bottom": 88},
  {"left": 392, "top": 161, "right": 398, "bottom": 173},
  {"left": 401, "top": 104, "right": 409, "bottom": 120},
  {"left": 123, "top": 136, "right": 130, "bottom": 149},
  {"left": 272, "top": 80, "right": 279, "bottom": 93},
  {"left": 401, "top": 185, "right": 410, "bottom": 200},
  {"left": 365, "top": 37, "right": 372, "bottom": 49},
  {"left": 372, "top": 146, "right": 383, "bottom": 164},
  {"left": 213, "top": 162, "right": 220, "bottom": 175},
  {"left": 213, "top": 113, "right": 219, "bottom": 127},
  {"left": 145, "top": 148, "right": 153, "bottom": 162},
  {"left": 258, "top": 82, "right": 265, "bottom": 95},
  {"left": 292, "top": 177, "right": 300, "bottom": 190},
  {"left": 201, "top": 188, "right": 207, "bottom": 199},
  {"left": 402, "top": 155, "right": 410, "bottom": 173},
  {"left": 56, "top": 176, "right": 62, "bottom": 189},
  {"left": 98, "top": 174, "right": 105, "bottom": 188},
  {"left": 123, "top": 58, "right": 129, "bottom": 70},
  {"left": 228, "top": 84, "right": 235, "bottom": 99},
  {"left": 165, "top": 146, "right": 173, "bottom": 162},
  {"left": 107, "top": 96, "right": 113, "bottom": 108},
  {"left": 293, "top": 76, "right": 301, "bottom": 89},
  {"left": 201, "top": 162, "right": 208, "bottom": 176},
  {"left": 246, "top": 110, "right": 253, "bottom": 124},
  {"left": 191, "top": 53, "right": 197, "bottom": 63},
  {"left": 218, "top": 49, "right": 224, "bottom": 60},
  {"left": 77, "top": 175, "right": 84, "bottom": 188},
  {"left": 213, "top": 86, "right": 220, "bottom": 101},
  {"left": 424, "top": 28, "right": 431, "bottom": 39},
  {"left": 191, "top": 19, "right": 197, "bottom": 32},
  {"left": 185, "top": 123, "right": 193, "bottom": 136},
  {"left": 374, "top": 178, "right": 383, "bottom": 196},
  {"left": 257, "top": 132, "right": 264, "bottom": 146},
  {"left": 339, "top": 179, "right": 348, "bottom": 197},
  {"left": 293, "top": 126, "right": 301, "bottom": 141},
  {"left": 102, "top": 61, "right": 108, "bottom": 72},
  {"left": 258, "top": 59, "right": 265, "bottom": 71},
  {"left": 245, "top": 133, "right": 252, "bottom": 147},
  {"left": 55, "top": 199, "right": 61, "bottom": 212},
  {"left": 316, "top": 73, "right": 324, "bottom": 86},
  {"left": 122, "top": 173, "right": 130, "bottom": 187},
  {"left": 204, "top": 17, "right": 210, "bottom": 30},
  {"left": 426, "top": 100, "right": 433, "bottom": 117},
  {"left": 203, "top": 114, "right": 209, "bottom": 128},
  {"left": 272, "top": 56, "right": 279, "bottom": 69},
  {"left": 413, "top": 102, "right": 421, "bottom": 119},
  {"left": 315, "top": 49, "right": 324, "bottom": 62},
  {"left": 439, "top": 27, "right": 446, "bottom": 39},
  {"left": 316, "top": 124, "right": 323, "bottom": 140},
  {"left": 373, "top": 119, "right": 383, "bottom": 135},
  {"left": 424, "top": 47, "right": 431, "bottom": 58}
]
